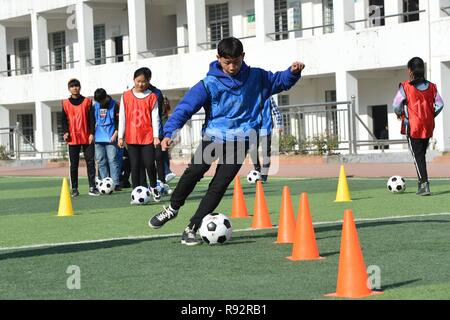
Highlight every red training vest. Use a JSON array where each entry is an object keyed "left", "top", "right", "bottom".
[
  {"left": 63, "top": 97, "right": 92, "bottom": 145},
  {"left": 122, "top": 89, "right": 158, "bottom": 144},
  {"left": 401, "top": 81, "right": 437, "bottom": 139}
]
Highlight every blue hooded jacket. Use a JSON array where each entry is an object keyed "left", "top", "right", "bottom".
[{"left": 163, "top": 61, "right": 301, "bottom": 141}]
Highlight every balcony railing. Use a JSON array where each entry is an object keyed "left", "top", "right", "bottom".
[
  {"left": 138, "top": 45, "right": 189, "bottom": 58},
  {"left": 86, "top": 53, "right": 131, "bottom": 65},
  {"left": 266, "top": 24, "right": 334, "bottom": 40},
  {"left": 345, "top": 10, "right": 426, "bottom": 29},
  {"left": 41, "top": 60, "right": 80, "bottom": 72},
  {"left": 0, "top": 67, "right": 33, "bottom": 77},
  {"left": 198, "top": 35, "right": 256, "bottom": 50},
  {"left": 442, "top": 6, "right": 450, "bottom": 16}
]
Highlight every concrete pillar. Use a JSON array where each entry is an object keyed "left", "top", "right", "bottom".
[
  {"left": 431, "top": 61, "right": 450, "bottom": 151},
  {"left": 312, "top": 0, "right": 324, "bottom": 36},
  {"left": 0, "top": 24, "right": 7, "bottom": 76},
  {"left": 127, "top": 0, "right": 147, "bottom": 60},
  {"left": 301, "top": 1, "right": 314, "bottom": 37},
  {"left": 354, "top": 0, "right": 368, "bottom": 30},
  {"left": 76, "top": 1, "right": 95, "bottom": 66},
  {"left": 0, "top": 105, "right": 10, "bottom": 128},
  {"left": 186, "top": 0, "right": 206, "bottom": 52},
  {"left": 336, "top": 70, "right": 360, "bottom": 143},
  {"left": 333, "top": 0, "right": 355, "bottom": 32},
  {"left": 34, "top": 101, "right": 53, "bottom": 152},
  {"left": 255, "top": 0, "right": 275, "bottom": 43},
  {"left": 31, "top": 12, "right": 49, "bottom": 73},
  {"left": 385, "top": 0, "right": 402, "bottom": 25},
  {"left": 176, "top": 0, "right": 188, "bottom": 54},
  {"left": 230, "top": 1, "right": 243, "bottom": 38}
]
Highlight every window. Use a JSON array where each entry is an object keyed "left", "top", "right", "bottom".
[
  {"left": 275, "top": 0, "right": 288, "bottom": 40},
  {"left": 6, "top": 54, "right": 11, "bottom": 76},
  {"left": 49, "top": 31, "right": 66, "bottom": 70},
  {"left": 325, "top": 90, "right": 338, "bottom": 137},
  {"left": 14, "top": 38, "right": 32, "bottom": 75},
  {"left": 52, "top": 111, "right": 65, "bottom": 147},
  {"left": 369, "top": 0, "right": 385, "bottom": 27},
  {"left": 403, "top": 0, "right": 420, "bottom": 22},
  {"left": 278, "top": 95, "right": 290, "bottom": 134},
  {"left": 322, "top": 0, "right": 334, "bottom": 33},
  {"left": 114, "top": 36, "right": 124, "bottom": 62},
  {"left": 94, "top": 24, "right": 106, "bottom": 65},
  {"left": 17, "top": 114, "right": 34, "bottom": 151},
  {"left": 207, "top": 3, "right": 230, "bottom": 49}
]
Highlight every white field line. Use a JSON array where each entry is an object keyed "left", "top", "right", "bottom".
[{"left": 1, "top": 212, "right": 450, "bottom": 252}]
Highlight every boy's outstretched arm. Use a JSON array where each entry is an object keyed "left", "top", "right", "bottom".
[
  {"left": 262, "top": 61, "right": 305, "bottom": 100},
  {"left": 161, "top": 82, "right": 209, "bottom": 150}
]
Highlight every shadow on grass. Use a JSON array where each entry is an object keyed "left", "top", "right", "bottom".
[
  {"left": 0, "top": 238, "right": 155, "bottom": 261},
  {"left": 315, "top": 219, "right": 450, "bottom": 234},
  {"left": 382, "top": 279, "right": 422, "bottom": 291}
]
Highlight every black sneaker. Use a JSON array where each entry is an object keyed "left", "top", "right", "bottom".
[
  {"left": 148, "top": 206, "right": 178, "bottom": 229},
  {"left": 151, "top": 187, "right": 162, "bottom": 202},
  {"left": 181, "top": 226, "right": 202, "bottom": 246},
  {"left": 114, "top": 185, "right": 122, "bottom": 192},
  {"left": 261, "top": 175, "right": 268, "bottom": 184},
  {"left": 71, "top": 188, "right": 80, "bottom": 197},
  {"left": 88, "top": 187, "right": 100, "bottom": 196},
  {"left": 416, "top": 182, "right": 431, "bottom": 196}
]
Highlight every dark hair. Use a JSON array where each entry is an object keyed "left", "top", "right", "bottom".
[
  {"left": 68, "top": 78, "right": 81, "bottom": 88},
  {"left": 94, "top": 88, "right": 107, "bottom": 102},
  {"left": 407, "top": 57, "right": 426, "bottom": 84},
  {"left": 133, "top": 67, "right": 152, "bottom": 80},
  {"left": 217, "top": 37, "right": 244, "bottom": 58}
]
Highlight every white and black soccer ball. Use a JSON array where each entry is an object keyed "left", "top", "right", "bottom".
[
  {"left": 199, "top": 213, "right": 232, "bottom": 245},
  {"left": 99, "top": 177, "right": 114, "bottom": 195},
  {"left": 131, "top": 186, "right": 151, "bottom": 205},
  {"left": 387, "top": 175, "right": 406, "bottom": 193},
  {"left": 247, "top": 170, "right": 261, "bottom": 184},
  {"left": 95, "top": 176, "right": 102, "bottom": 188}
]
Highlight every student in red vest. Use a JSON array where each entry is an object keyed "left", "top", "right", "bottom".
[
  {"left": 393, "top": 57, "right": 444, "bottom": 196},
  {"left": 62, "top": 78, "right": 99, "bottom": 197},
  {"left": 118, "top": 67, "right": 161, "bottom": 202}
]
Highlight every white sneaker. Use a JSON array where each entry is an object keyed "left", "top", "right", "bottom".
[{"left": 165, "top": 172, "right": 176, "bottom": 184}]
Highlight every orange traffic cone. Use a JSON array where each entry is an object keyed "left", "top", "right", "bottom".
[
  {"left": 231, "top": 177, "right": 249, "bottom": 218},
  {"left": 325, "top": 210, "right": 383, "bottom": 298},
  {"left": 287, "top": 193, "right": 323, "bottom": 261},
  {"left": 275, "top": 186, "right": 296, "bottom": 244},
  {"left": 251, "top": 181, "right": 273, "bottom": 229}
]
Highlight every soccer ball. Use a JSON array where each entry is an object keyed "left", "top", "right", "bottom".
[
  {"left": 199, "top": 213, "right": 232, "bottom": 245},
  {"left": 131, "top": 186, "right": 151, "bottom": 205},
  {"left": 387, "top": 176, "right": 406, "bottom": 193},
  {"left": 95, "top": 176, "right": 102, "bottom": 188},
  {"left": 247, "top": 170, "right": 261, "bottom": 184},
  {"left": 98, "top": 177, "right": 114, "bottom": 195}
]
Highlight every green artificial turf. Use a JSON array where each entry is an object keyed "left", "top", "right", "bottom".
[{"left": 1, "top": 176, "right": 450, "bottom": 299}]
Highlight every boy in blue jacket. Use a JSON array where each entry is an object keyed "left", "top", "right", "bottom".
[{"left": 148, "top": 37, "right": 304, "bottom": 245}]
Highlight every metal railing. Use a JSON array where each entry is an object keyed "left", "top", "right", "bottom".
[
  {"left": 198, "top": 35, "right": 256, "bottom": 50},
  {"left": 168, "top": 98, "right": 408, "bottom": 157},
  {"left": 86, "top": 53, "right": 131, "bottom": 65},
  {"left": 0, "top": 67, "right": 33, "bottom": 77},
  {"left": 41, "top": 60, "right": 80, "bottom": 72},
  {"left": 346, "top": 10, "right": 426, "bottom": 29},
  {"left": 442, "top": 6, "right": 450, "bottom": 16},
  {"left": 266, "top": 24, "right": 335, "bottom": 40},
  {"left": 139, "top": 45, "right": 189, "bottom": 58}
]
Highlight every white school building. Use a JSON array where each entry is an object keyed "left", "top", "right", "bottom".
[{"left": 0, "top": 0, "right": 449, "bottom": 158}]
